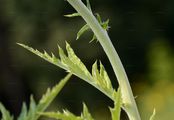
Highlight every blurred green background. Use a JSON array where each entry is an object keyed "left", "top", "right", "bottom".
[{"left": 0, "top": 0, "right": 174, "bottom": 119}]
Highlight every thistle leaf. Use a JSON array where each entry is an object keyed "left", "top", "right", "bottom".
[
  {"left": 18, "top": 42, "right": 115, "bottom": 101},
  {"left": 109, "top": 88, "right": 122, "bottom": 120},
  {"left": 149, "top": 109, "right": 156, "bottom": 120},
  {"left": 0, "top": 103, "right": 13, "bottom": 120}
]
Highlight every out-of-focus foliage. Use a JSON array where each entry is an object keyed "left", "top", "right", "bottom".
[{"left": 137, "top": 40, "right": 174, "bottom": 120}]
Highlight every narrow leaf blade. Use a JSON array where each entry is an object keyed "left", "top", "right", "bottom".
[
  {"left": 76, "top": 24, "right": 89, "bottom": 40},
  {"left": 64, "top": 13, "right": 80, "bottom": 17}
]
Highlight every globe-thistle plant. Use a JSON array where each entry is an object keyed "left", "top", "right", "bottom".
[{"left": 0, "top": 0, "right": 156, "bottom": 120}]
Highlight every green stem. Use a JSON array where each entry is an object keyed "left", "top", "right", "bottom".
[{"left": 66, "top": 0, "right": 141, "bottom": 120}]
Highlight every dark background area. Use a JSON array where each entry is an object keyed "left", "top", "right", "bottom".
[{"left": 0, "top": 0, "right": 174, "bottom": 119}]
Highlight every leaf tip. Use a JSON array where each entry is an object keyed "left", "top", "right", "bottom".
[{"left": 16, "top": 43, "right": 26, "bottom": 47}]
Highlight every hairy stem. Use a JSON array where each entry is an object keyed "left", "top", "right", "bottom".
[{"left": 66, "top": 0, "right": 141, "bottom": 120}]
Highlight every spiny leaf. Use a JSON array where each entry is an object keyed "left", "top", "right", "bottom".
[
  {"left": 81, "top": 103, "right": 94, "bottom": 120},
  {"left": 17, "top": 42, "right": 92, "bottom": 81},
  {"left": 109, "top": 88, "right": 122, "bottom": 120},
  {"left": 0, "top": 103, "right": 13, "bottom": 120},
  {"left": 18, "top": 42, "right": 115, "bottom": 101},
  {"left": 149, "top": 109, "right": 156, "bottom": 120}
]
